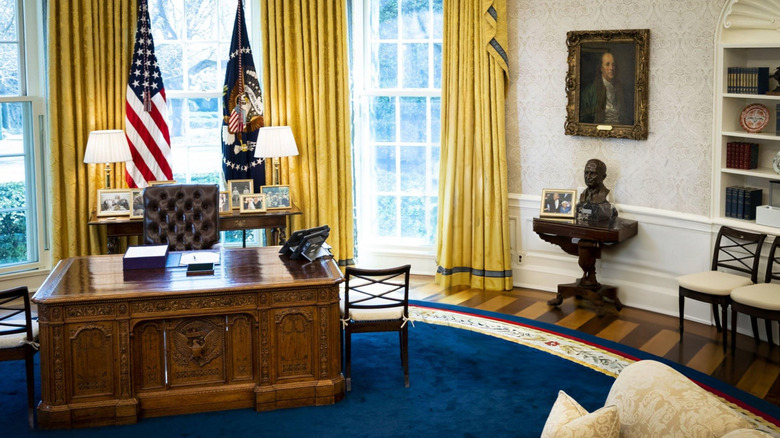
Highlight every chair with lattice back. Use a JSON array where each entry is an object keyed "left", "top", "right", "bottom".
[
  {"left": 0, "top": 286, "right": 39, "bottom": 428},
  {"left": 341, "top": 265, "right": 411, "bottom": 391},
  {"left": 731, "top": 235, "right": 780, "bottom": 352},
  {"left": 677, "top": 226, "right": 766, "bottom": 351}
]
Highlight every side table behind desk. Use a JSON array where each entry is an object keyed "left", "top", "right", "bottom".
[
  {"left": 89, "top": 204, "right": 302, "bottom": 254},
  {"left": 533, "top": 217, "right": 638, "bottom": 315}
]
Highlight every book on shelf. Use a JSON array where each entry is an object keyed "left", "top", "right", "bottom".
[
  {"left": 725, "top": 186, "right": 763, "bottom": 219},
  {"left": 726, "top": 66, "right": 769, "bottom": 94}
]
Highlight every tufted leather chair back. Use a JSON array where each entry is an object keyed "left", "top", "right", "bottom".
[{"left": 143, "top": 184, "right": 220, "bottom": 251}]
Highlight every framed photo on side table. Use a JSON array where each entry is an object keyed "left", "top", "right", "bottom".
[
  {"left": 228, "top": 179, "right": 253, "bottom": 209},
  {"left": 540, "top": 189, "right": 576, "bottom": 219},
  {"left": 218, "top": 191, "right": 231, "bottom": 215},
  {"left": 129, "top": 189, "right": 144, "bottom": 219},
  {"left": 97, "top": 189, "right": 132, "bottom": 217},
  {"left": 239, "top": 194, "right": 266, "bottom": 213},
  {"left": 565, "top": 29, "right": 649, "bottom": 140},
  {"left": 261, "top": 185, "right": 291, "bottom": 210}
]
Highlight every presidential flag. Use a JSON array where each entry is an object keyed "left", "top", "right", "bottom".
[
  {"left": 125, "top": 0, "right": 172, "bottom": 188},
  {"left": 222, "top": 0, "right": 265, "bottom": 192}
]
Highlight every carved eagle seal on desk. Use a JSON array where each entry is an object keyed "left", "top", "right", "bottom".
[{"left": 172, "top": 320, "right": 223, "bottom": 367}]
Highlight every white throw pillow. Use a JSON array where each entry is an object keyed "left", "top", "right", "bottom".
[{"left": 541, "top": 390, "right": 619, "bottom": 438}]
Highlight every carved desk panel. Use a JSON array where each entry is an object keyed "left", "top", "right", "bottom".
[{"left": 33, "top": 247, "right": 344, "bottom": 429}]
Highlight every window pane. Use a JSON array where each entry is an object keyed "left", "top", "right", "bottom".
[
  {"left": 375, "top": 195, "right": 397, "bottom": 237},
  {"left": 433, "top": 43, "right": 441, "bottom": 88},
  {"left": 375, "top": 0, "right": 398, "bottom": 39},
  {"left": 171, "top": 146, "right": 188, "bottom": 182},
  {"left": 430, "top": 97, "right": 440, "bottom": 144},
  {"left": 187, "top": 98, "right": 220, "bottom": 144},
  {"left": 426, "top": 196, "right": 437, "bottom": 244},
  {"left": 0, "top": 42, "right": 19, "bottom": 96},
  {"left": 399, "top": 97, "right": 425, "bottom": 142},
  {"left": 401, "top": 0, "right": 430, "bottom": 39},
  {"left": 429, "top": 145, "right": 440, "bottom": 191},
  {"left": 188, "top": 146, "right": 221, "bottom": 184},
  {"left": 400, "top": 196, "right": 425, "bottom": 238},
  {"left": 186, "top": 44, "right": 219, "bottom": 91},
  {"left": 400, "top": 145, "right": 424, "bottom": 192},
  {"left": 157, "top": 43, "right": 184, "bottom": 90},
  {"left": 372, "top": 43, "right": 398, "bottom": 88},
  {"left": 0, "top": 210, "right": 27, "bottom": 264},
  {"left": 0, "top": 0, "right": 17, "bottom": 41},
  {"left": 374, "top": 145, "right": 396, "bottom": 192},
  {"left": 0, "top": 100, "right": 24, "bottom": 151},
  {"left": 0, "top": 157, "right": 24, "bottom": 205},
  {"left": 369, "top": 96, "right": 396, "bottom": 142},
  {"left": 186, "top": 0, "right": 217, "bottom": 40},
  {"left": 150, "top": 0, "right": 184, "bottom": 40},
  {"left": 402, "top": 43, "right": 428, "bottom": 88},
  {"left": 432, "top": 0, "right": 443, "bottom": 39},
  {"left": 168, "top": 98, "right": 185, "bottom": 139}
]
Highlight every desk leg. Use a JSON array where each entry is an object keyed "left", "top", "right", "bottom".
[{"left": 107, "top": 236, "right": 119, "bottom": 255}]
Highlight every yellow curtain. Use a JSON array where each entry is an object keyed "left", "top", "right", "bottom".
[
  {"left": 49, "top": 1, "right": 136, "bottom": 262},
  {"left": 435, "top": 0, "right": 512, "bottom": 290},
  {"left": 260, "top": 0, "right": 354, "bottom": 265}
]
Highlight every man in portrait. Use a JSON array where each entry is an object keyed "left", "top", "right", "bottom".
[{"left": 579, "top": 49, "right": 634, "bottom": 126}]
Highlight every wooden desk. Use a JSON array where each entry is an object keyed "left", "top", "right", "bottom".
[
  {"left": 533, "top": 217, "right": 638, "bottom": 314},
  {"left": 32, "top": 247, "right": 344, "bottom": 429},
  {"left": 88, "top": 205, "right": 303, "bottom": 254}
]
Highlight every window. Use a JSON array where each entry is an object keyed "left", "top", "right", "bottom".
[
  {"left": 351, "top": 0, "right": 443, "bottom": 249},
  {"left": 0, "top": 0, "right": 46, "bottom": 274},
  {"left": 150, "top": 0, "right": 261, "bottom": 245}
]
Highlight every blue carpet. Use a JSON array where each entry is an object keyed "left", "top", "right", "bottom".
[{"left": 1, "top": 317, "right": 615, "bottom": 437}]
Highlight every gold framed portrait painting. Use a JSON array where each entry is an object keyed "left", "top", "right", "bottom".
[{"left": 565, "top": 29, "right": 649, "bottom": 140}]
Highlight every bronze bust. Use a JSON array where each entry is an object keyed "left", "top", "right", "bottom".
[{"left": 576, "top": 158, "right": 617, "bottom": 222}]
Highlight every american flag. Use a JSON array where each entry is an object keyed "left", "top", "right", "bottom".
[
  {"left": 222, "top": 0, "right": 265, "bottom": 193},
  {"left": 125, "top": 0, "right": 172, "bottom": 188}
]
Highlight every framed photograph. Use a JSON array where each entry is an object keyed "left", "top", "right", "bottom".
[
  {"left": 565, "top": 29, "right": 649, "bottom": 140},
  {"left": 261, "top": 185, "right": 291, "bottom": 210},
  {"left": 147, "top": 180, "right": 177, "bottom": 186},
  {"left": 218, "top": 191, "right": 232, "bottom": 216},
  {"left": 97, "top": 189, "right": 132, "bottom": 217},
  {"left": 540, "top": 189, "right": 577, "bottom": 219},
  {"left": 129, "top": 189, "right": 144, "bottom": 219},
  {"left": 239, "top": 193, "right": 266, "bottom": 213},
  {"left": 228, "top": 179, "right": 254, "bottom": 209}
]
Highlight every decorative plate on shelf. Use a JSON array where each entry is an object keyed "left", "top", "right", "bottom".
[{"left": 740, "top": 103, "right": 770, "bottom": 133}]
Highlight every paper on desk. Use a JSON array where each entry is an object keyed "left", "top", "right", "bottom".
[
  {"left": 179, "top": 251, "right": 221, "bottom": 266},
  {"left": 125, "top": 245, "right": 168, "bottom": 258}
]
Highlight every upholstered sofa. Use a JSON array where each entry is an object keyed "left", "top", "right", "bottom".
[{"left": 542, "top": 360, "right": 772, "bottom": 438}]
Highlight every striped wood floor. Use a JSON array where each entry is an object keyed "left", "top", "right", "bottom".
[{"left": 408, "top": 275, "right": 780, "bottom": 408}]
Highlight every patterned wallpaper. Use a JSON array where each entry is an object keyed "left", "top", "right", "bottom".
[{"left": 505, "top": 0, "right": 725, "bottom": 215}]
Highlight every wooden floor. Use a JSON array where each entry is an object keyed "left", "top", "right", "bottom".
[{"left": 408, "top": 275, "right": 780, "bottom": 408}]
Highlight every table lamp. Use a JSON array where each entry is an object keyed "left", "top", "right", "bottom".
[
  {"left": 83, "top": 130, "right": 132, "bottom": 189},
  {"left": 255, "top": 126, "right": 299, "bottom": 185}
]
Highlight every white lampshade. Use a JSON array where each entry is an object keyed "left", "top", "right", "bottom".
[
  {"left": 83, "top": 130, "right": 132, "bottom": 164},
  {"left": 254, "top": 126, "right": 299, "bottom": 159}
]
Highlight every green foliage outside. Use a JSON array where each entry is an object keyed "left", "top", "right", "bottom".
[{"left": 0, "top": 181, "right": 27, "bottom": 264}]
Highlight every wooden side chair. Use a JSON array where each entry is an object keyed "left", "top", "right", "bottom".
[
  {"left": 677, "top": 226, "right": 766, "bottom": 351},
  {"left": 341, "top": 265, "right": 411, "bottom": 391},
  {"left": 0, "top": 286, "right": 39, "bottom": 428},
  {"left": 731, "top": 236, "right": 780, "bottom": 353}
]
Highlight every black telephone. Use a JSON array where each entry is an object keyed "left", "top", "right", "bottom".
[
  {"left": 280, "top": 225, "right": 330, "bottom": 258},
  {"left": 290, "top": 229, "right": 329, "bottom": 261}
]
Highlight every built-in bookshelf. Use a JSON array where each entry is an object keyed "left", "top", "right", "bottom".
[{"left": 714, "top": 0, "right": 780, "bottom": 232}]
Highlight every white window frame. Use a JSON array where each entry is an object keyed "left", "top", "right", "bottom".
[
  {"left": 350, "top": 0, "right": 441, "bottom": 268},
  {"left": 0, "top": 0, "right": 48, "bottom": 278}
]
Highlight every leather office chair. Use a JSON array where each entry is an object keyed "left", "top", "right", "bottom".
[
  {"left": 677, "top": 226, "right": 766, "bottom": 351},
  {"left": 341, "top": 265, "right": 411, "bottom": 391},
  {"left": 0, "top": 286, "right": 39, "bottom": 429},
  {"left": 143, "top": 184, "right": 220, "bottom": 251},
  {"left": 731, "top": 236, "right": 780, "bottom": 353}
]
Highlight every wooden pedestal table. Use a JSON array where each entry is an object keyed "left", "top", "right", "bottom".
[
  {"left": 532, "top": 217, "right": 638, "bottom": 315},
  {"left": 32, "top": 247, "right": 344, "bottom": 429}
]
